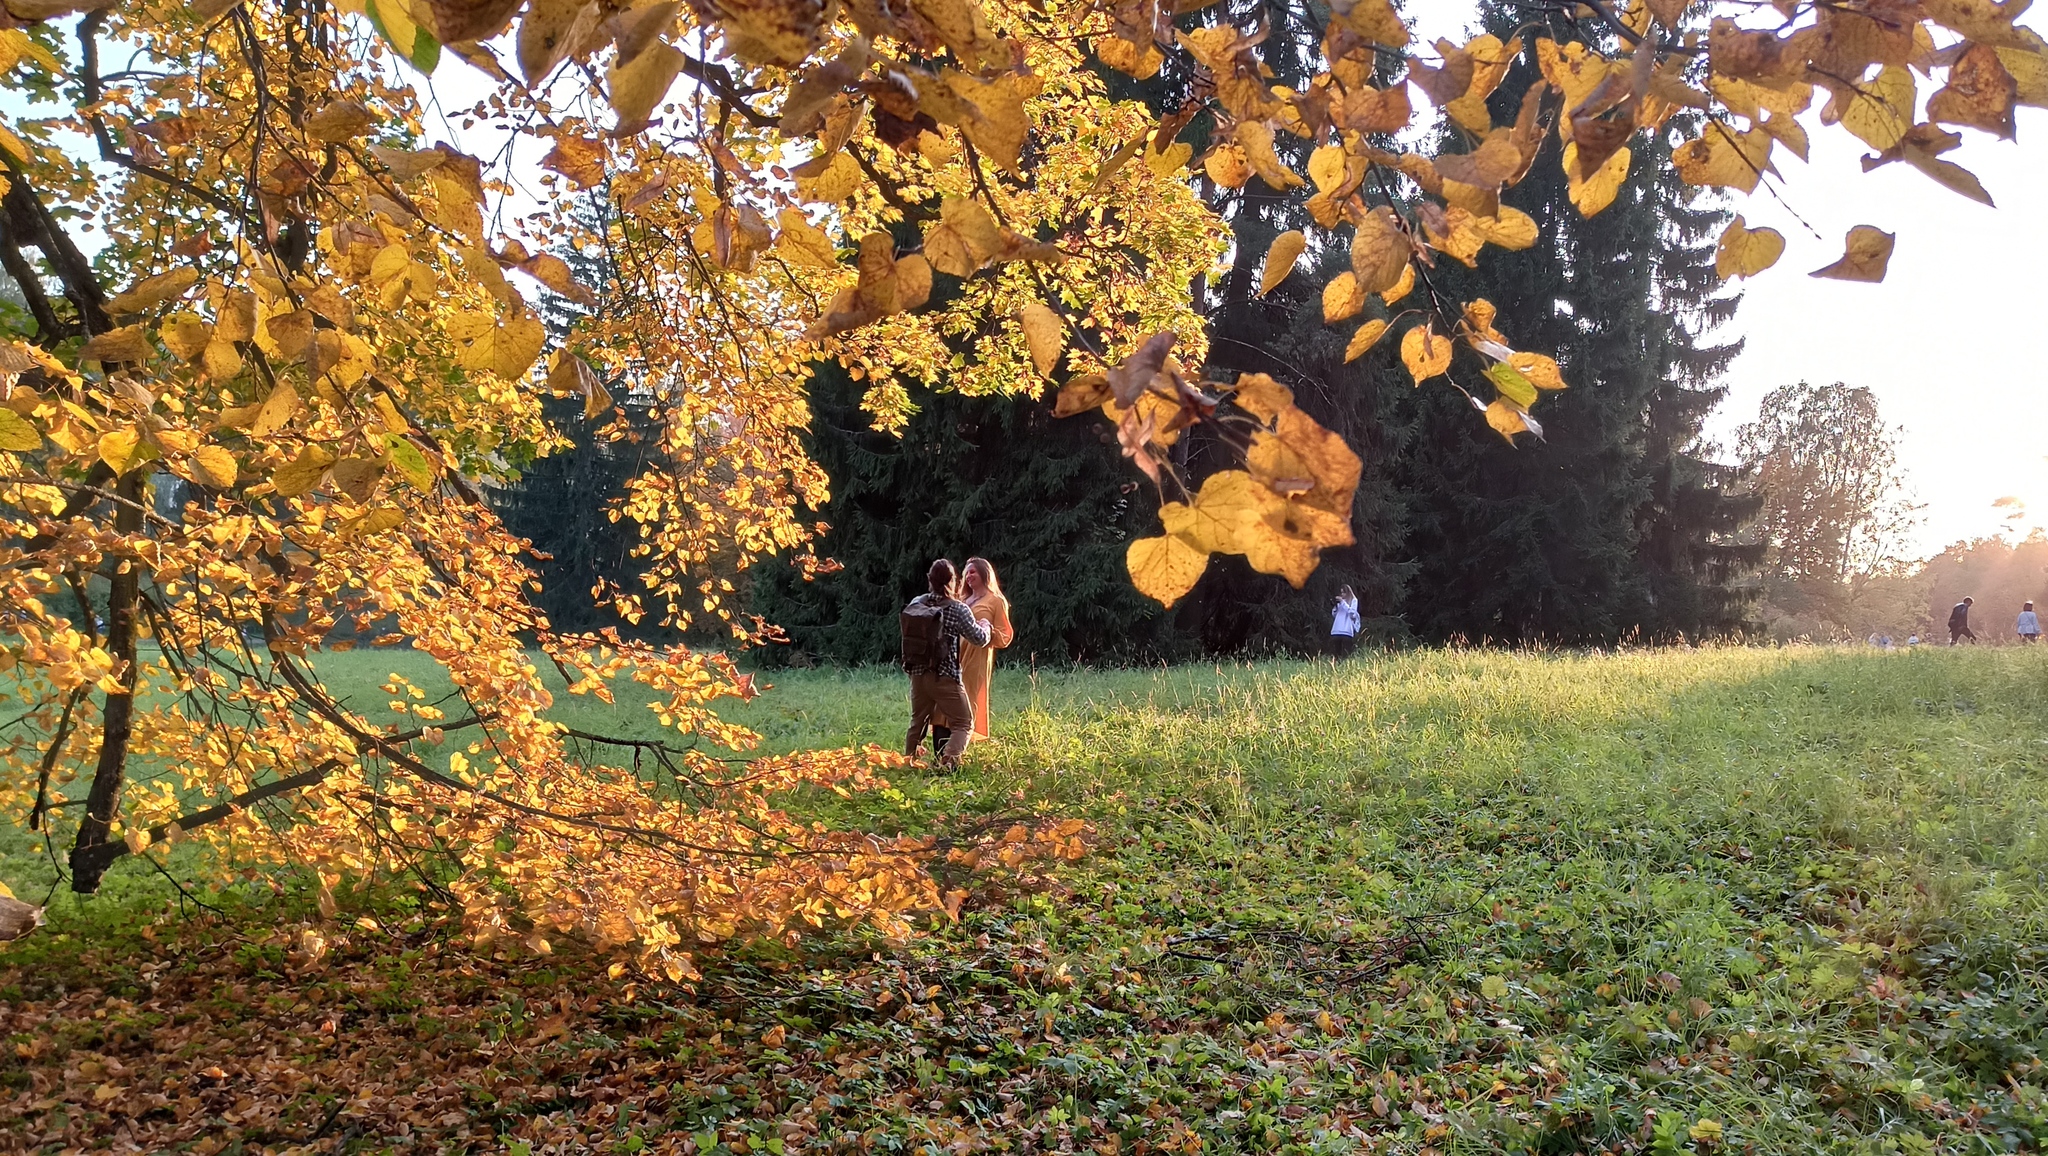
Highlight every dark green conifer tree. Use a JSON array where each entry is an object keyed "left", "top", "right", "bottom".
[
  {"left": 487, "top": 209, "right": 668, "bottom": 636},
  {"left": 748, "top": 363, "right": 1190, "bottom": 665},
  {"left": 1389, "top": 7, "right": 1759, "bottom": 643}
]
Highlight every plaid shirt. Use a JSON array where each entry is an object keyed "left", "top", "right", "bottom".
[{"left": 909, "top": 593, "right": 990, "bottom": 682}]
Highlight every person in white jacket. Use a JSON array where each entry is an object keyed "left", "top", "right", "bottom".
[
  {"left": 1330, "top": 585, "right": 1361, "bottom": 658},
  {"left": 2019, "top": 602, "right": 2040, "bottom": 644}
]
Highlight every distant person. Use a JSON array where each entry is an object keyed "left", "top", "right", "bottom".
[
  {"left": 2020, "top": 601, "right": 2041, "bottom": 644},
  {"left": 901, "top": 559, "right": 989, "bottom": 768},
  {"left": 1881, "top": 635, "right": 1894, "bottom": 650},
  {"left": 1908, "top": 634, "right": 1920, "bottom": 647},
  {"left": 958, "top": 557, "right": 1014, "bottom": 743},
  {"left": 1330, "top": 585, "right": 1361, "bottom": 658},
  {"left": 1950, "top": 596, "right": 1977, "bottom": 645}
]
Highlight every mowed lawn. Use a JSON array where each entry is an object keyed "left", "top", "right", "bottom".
[{"left": 5, "top": 644, "right": 2048, "bottom": 1153}]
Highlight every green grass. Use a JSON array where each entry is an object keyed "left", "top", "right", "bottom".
[{"left": 6, "top": 644, "right": 2048, "bottom": 1153}]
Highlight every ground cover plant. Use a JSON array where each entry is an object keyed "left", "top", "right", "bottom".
[{"left": 5, "top": 643, "right": 2047, "bottom": 1154}]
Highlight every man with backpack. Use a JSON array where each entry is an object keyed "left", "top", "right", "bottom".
[
  {"left": 1950, "top": 596, "right": 1976, "bottom": 645},
  {"left": 902, "top": 558, "right": 990, "bottom": 768}
]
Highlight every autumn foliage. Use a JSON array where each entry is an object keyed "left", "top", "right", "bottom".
[{"left": 0, "top": 0, "right": 2038, "bottom": 961}]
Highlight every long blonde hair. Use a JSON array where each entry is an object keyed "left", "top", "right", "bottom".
[{"left": 964, "top": 556, "right": 1003, "bottom": 601}]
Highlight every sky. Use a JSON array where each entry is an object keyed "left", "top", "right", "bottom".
[{"left": 1700, "top": 115, "right": 2048, "bottom": 557}]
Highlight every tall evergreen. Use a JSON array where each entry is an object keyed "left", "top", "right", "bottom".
[
  {"left": 1390, "top": 8, "right": 1758, "bottom": 643},
  {"left": 486, "top": 209, "right": 669, "bottom": 636},
  {"left": 1632, "top": 115, "right": 1766, "bottom": 637},
  {"left": 749, "top": 363, "right": 1189, "bottom": 666},
  {"left": 1146, "top": 0, "right": 1416, "bottom": 653}
]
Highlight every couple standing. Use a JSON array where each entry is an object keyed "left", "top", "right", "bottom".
[{"left": 902, "top": 556, "right": 1013, "bottom": 767}]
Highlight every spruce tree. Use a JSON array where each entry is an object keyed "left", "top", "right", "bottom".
[
  {"left": 1389, "top": 8, "right": 1759, "bottom": 644},
  {"left": 749, "top": 363, "right": 1188, "bottom": 665},
  {"left": 487, "top": 208, "right": 668, "bottom": 636}
]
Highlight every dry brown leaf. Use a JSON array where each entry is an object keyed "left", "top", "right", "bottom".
[
  {"left": 1259, "top": 230, "right": 1308, "bottom": 296},
  {"left": 1809, "top": 224, "right": 1896, "bottom": 282},
  {"left": 1714, "top": 215, "right": 1786, "bottom": 280}
]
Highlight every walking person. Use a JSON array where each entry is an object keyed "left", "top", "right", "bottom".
[
  {"left": 1949, "top": 596, "right": 1977, "bottom": 645},
  {"left": 1329, "top": 584, "right": 1361, "bottom": 659},
  {"left": 958, "top": 557, "right": 1014, "bottom": 743},
  {"left": 2019, "top": 601, "right": 2041, "bottom": 644},
  {"left": 901, "top": 559, "right": 990, "bottom": 769}
]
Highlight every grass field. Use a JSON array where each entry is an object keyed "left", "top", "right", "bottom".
[{"left": 5, "top": 644, "right": 2048, "bottom": 1153}]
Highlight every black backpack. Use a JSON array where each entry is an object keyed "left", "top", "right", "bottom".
[{"left": 900, "top": 599, "right": 946, "bottom": 673}]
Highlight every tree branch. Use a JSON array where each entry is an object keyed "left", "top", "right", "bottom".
[{"left": 67, "top": 759, "right": 345, "bottom": 880}]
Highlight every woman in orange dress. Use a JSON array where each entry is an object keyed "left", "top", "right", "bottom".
[{"left": 959, "top": 557, "right": 1014, "bottom": 742}]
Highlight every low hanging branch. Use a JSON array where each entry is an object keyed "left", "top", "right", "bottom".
[{"left": 0, "top": 0, "right": 2033, "bottom": 968}]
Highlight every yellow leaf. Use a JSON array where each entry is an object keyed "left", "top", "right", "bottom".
[
  {"left": 1329, "top": 0, "right": 1409, "bottom": 45},
  {"left": 0, "top": 407, "right": 39, "bottom": 451},
  {"left": 1053, "top": 374, "right": 1112, "bottom": 418},
  {"left": 1095, "top": 35, "right": 1163, "bottom": 79},
  {"left": 1322, "top": 272, "right": 1366, "bottom": 324},
  {"left": 607, "top": 41, "right": 684, "bottom": 132},
  {"left": 1127, "top": 532, "right": 1208, "bottom": 607},
  {"left": 1350, "top": 206, "right": 1411, "bottom": 295},
  {"left": 1235, "top": 121, "right": 1304, "bottom": 190},
  {"left": 106, "top": 268, "right": 199, "bottom": 316},
  {"left": 718, "top": 0, "right": 832, "bottom": 65},
  {"left": 1476, "top": 206, "right": 1538, "bottom": 251},
  {"left": 343, "top": 506, "right": 407, "bottom": 539},
  {"left": 159, "top": 313, "right": 213, "bottom": 362},
  {"left": 1144, "top": 141, "right": 1192, "bottom": 177},
  {"left": 1506, "top": 351, "right": 1568, "bottom": 391},
  {"left": 1400, "top": 324, "right": 1453, "bottom": 384},
  {"left": 97, "top": 427, "right": 143, "bottom": 473},
  {"left": 517, "top": 0, "right": 599, "bottom": 84},
  {"left": 1995, "top": 41, "right": 2048, "bottom": 107},
  {"left": 1379, "top": 263, "right": 1415, "bottom": 304},
  {"left": 448, "top": 312, "right": 546, "bottom": 380},
  {"left": 79, "top": 325, "right": 151, "bottom": 364},
  {"left": 795, "top": 151, "right": 863, "bottom": 203},
  {"left": 1484, "top": 398, "right": 1529, "bottom": 443},
  {"left": 1714, "top": 215, "right": 1785, "bottom": 280},
  {"left": 1259, "top": 230, "right": 1307, "bottom": 296},
  {"left": 1563, "top": 141, "right": 1631, "bottom": 215},
  {"left": 1344, "top": 318, "right": 1390, "bottom": 363},
  {"left": 1018, "top": 303, "right": 1064, "bottom": 377},
  {"left": 1173, "top": 470, "right": 1272, "bottom": 555},
  {"left": 250, "top": 381, "right": 301, "bottom": 437},
  {"left": 1307, "top": 144, "right": 1349, "bottom": 194},
  {"left": 1329, "top": 0, "right": 1409, "bottom": 46},
  {"left": 942, "top": 70, "right": 1030, "bottom": 173},
  {"left": 201, "top": 339, "right": 243, "bottom": 380},
  {"left": 1829, "top": 64, "right": 1915, "bottom": 151},
  {"left": 776, "top": 209, "right": 840, "bottom": 267},
  {"left": 1810, "top": 224, "right": 1896, "bottom": 282},
  {"left": 272, "top": 446, "right": 336, "bottom": 498},
  {"left": 372, "top": 391, "right": 412, "bottom": 435},
  {"left": 306, "top": 99, "right": 376, "bottom": 143},
  {"left": 1203, "top": 143, "right": 1252, "bottom": 188},
  {"left": 383, "top": 433, "right": 437, "bottom": 490},
  {"left": 186, "top": 444, "right": 239, "bottom": 489}
]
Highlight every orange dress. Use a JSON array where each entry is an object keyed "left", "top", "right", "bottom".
[{"left": 959, "top": 593, "right": 1013, "bottom": 740}]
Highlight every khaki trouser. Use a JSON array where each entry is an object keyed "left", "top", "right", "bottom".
[{"left": 906, "top": 671, "right": 974, "bottom": 763}]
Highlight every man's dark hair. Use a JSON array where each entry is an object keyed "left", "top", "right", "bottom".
[{"left": 928, "top": 558, "right": 958, "bottom": 597}]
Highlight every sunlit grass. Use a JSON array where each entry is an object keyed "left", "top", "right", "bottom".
[{"left": 7, "top": 644, "right": 2048, "bottom": 1151}]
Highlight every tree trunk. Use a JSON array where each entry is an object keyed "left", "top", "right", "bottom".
[{"left": 69, "top": 470, "right": 142, "bottom": 893}]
